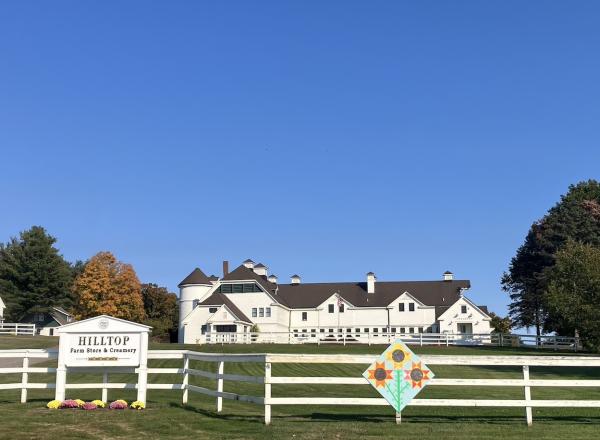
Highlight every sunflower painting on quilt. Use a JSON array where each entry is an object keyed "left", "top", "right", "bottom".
[{"left": 362, "top": 339, "right": 434, "bottom": 413}]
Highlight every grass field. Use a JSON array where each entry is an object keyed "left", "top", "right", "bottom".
[{"left": 1, "top": 335, "right": 599, "bottom": 439}]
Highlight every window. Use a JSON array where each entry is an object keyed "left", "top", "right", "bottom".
[
  {"left": 328, "top": 304, "right": 334, "bottom": 313},
  {"left": 266, "top": 307, "right": 271, "bottom": 317},
  {"left": 409, "top": 327, "right": 414, "bottom": 334},
  {"left": 382, "top": 327, "right": 387, "bottom": 333},
  {"left": 215, "top": 283, "right": 262, "bottom": 294},
  {"left": 320, "top": 328, "right": 325, "bottom": 333},
  {"left": 328, "top": 328, "right": 334, "bottom": 333},
  {"left": 293, "top": 329, "right": 298, "bottom": 334},
  {"left": 209, "top": 307, "right": 218, "bottom": 314},
  {"left": 355, "top": 328, "right": 361, "bottom": 333},
  {"left": 373, "top": 328, "right": 378, "bottom": 333},
  {"left": 339, "top": 303, "right": 345, "bottom": 313},
  {"left": 311, "top": 329, "right": 316, "bottom": 337},
  {"left": 391, "top": 327, "right": 397, "bottom": 333},
  {"left": 252, "top": 308, "right": 257, "bottom": 317},
  {"left": 409, "top": 303, "right": 415, "bottom": 312},
  {"left": 259, "top": 308, "right": 264, "bottom": 317},
  {"left": 346, "top": 328, "right": 352, "bottom": 333},
  {"left": 400, "top": 327, "right": 406, "bottom": 333},
  {"left": 399, "top": 303, "right": 405, "bottom": 312},
  {"left": 461, "top": 305, "right": 467, "bottom": 314},
  {"left": 364, "top": 328, "right": 369, "bottom": 333},
  {"left": 302, "top": 312, "right": 307, "bottom": 321},
  {"left": 419, "top": 327, "right": 424, "bottom": 333}
]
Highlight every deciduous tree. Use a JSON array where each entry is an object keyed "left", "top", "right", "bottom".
[
  {"left": 141, "top": 283, "right": 178, "bottom": 339},
  {"left": 72, "top": 252, "right": 146, "bottom": 322}
]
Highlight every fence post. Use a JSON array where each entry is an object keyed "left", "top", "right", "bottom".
[
  {"left": 264, "top": 360, "right": 271, "bottom": 425},
  {"left": 216, "top": 360, "right": 224, "bottom": 412},
  {"left": 420, "top": 333, "right": 423, "bottom": 347},
  {"left": 445, "top": 333, "right": 449, "bottom": 347},
  {"left": 522, "top": 365, "right": 532, "bottom": 426},
  {"left": 14, "top": 323, "right": 18, "bottom": 336},
  {"left": 395, "top": 411, "right": 401, "bottom": 425},
  {"left": 21, "top": 354, "right": 29, "bottom": 403},
  {"left": 102, "top": 372, "right": 108, "bottom": 402},
  {"left": 499, "top": 333, "right": 504, "bottom": 347},
  {"left": 182, "top": 353, "right": 189, "bottom": 405}
]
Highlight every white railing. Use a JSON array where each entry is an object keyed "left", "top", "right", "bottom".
[
  {"left": 198, "top": 332, "right": 580, "bottom": 351},
  {"left": 0, "top": 323, "right": 36, "bottom": 336},
  {"left": 1, "top": 349, "right": 598, "bottom": 426}
]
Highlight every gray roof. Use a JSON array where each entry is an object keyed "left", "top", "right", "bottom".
[
  {"left": 178, "top": 268, "right": 212, "bottom": 287},
  {"left": 197, "top": 292, "right": 252, "bottom": 323}
]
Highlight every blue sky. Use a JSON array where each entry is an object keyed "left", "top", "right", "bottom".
[{"left": 1, "top": 1, "right": 599, "bottom": 319}]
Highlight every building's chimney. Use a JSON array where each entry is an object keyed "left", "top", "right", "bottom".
[
  {"left": 267, "top": 274, "right": 278, "bottom": 284},
  {"left": 291, "top": 274, "right": 301, "bottom": 285},
  {"left": 253, "top": 263, "right": 268, "bottom": 276},
  {"left": 243, "top": 259, "right": 255, "bottom": 269},
  {"left": 223, "top": 260, "right": 229, "bottom": 276},
  {"left": 367, "top": 272, "right": 376, "bottom": 294},
  {"left": 443, "top": 271, "right": 454, "bottom": 281}
]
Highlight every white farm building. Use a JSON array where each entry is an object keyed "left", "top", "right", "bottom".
[{"left": 178, "top": 260, "right": 492, "bottom": 344}]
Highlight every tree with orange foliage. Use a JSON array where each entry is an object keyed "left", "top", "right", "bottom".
[{"left": 72, "top": 251, "right": 146, "bottom": 322}]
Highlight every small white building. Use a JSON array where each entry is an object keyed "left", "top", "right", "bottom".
[
  {"left": 178, "top": 260, "right": 492, "bottom": 344},
  {"left": 20, "top": 307, "right": 75, "bottom": 336}
]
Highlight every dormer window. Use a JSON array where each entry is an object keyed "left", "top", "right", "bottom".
[
  {"left": 461, "top": 305, "right": 467, "bottom": 314},
  {"left": 409, "top": 303, "right": 415, "bottom": 312},
  {"left": 209, "top": 307, "right": 218, "bottom": 314},
  {"left": 328, "top": 304, "right": 334, "bottom": 313},
  {"left": 399, "top": 303, "right": 405, "bottom": 312}
]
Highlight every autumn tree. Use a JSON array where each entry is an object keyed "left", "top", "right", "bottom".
[
  {"left": 72, "top": 252, "right": 146, "bottom": 322},
  {"left": 0, "top": 226, "right": 73, "bottom": 320},
  {"left": 141, "top": 283, "right": 178, "bottom": 340}
]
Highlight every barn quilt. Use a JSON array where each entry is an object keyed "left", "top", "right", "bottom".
[{"left": 362, "top": 339, "right": 434, "bottom": 412}]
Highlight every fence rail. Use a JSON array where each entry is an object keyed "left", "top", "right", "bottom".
[
  {"left": 198, "top": 331, "right": 580, "bottom": 351},
  {"left": 0, "top": 349, "right": 598, "bottom": 426},
  {"left": 0, "top": 323, "right": 36, "bottom": 336}
]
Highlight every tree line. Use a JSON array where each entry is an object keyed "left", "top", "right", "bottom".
[
  {"left": 0, "top": 226, "right": 177, "bottom": 340},
  {"left": 503, "top": 179, "right": 600, "bottom": 351}
]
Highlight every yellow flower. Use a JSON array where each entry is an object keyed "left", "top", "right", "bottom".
[
  {"left": 130, "top": 400, "right": 145, "bottom": 410},
  {"left": 46, "top": 400, "right": 61, "bottom": 409},
  {"left": 91, "top": 400, "right": 106, "bottom": 408},
  {"left": 385, "top": 343, "right": 411, "bottom": 369},
  {"left": 75, "top": 399, "right": 85, "bottom": 407},
  {"left": 115, "top": 399, "right": 128, "bottom": 405}
]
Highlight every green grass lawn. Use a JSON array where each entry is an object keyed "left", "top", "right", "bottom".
[{"left": 1, "top": 335, "right": 599, "bottom": 439}]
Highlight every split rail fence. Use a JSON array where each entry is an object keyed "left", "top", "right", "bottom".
[{"left": 1, "top": 349, "right": 599, "bottom": 426}]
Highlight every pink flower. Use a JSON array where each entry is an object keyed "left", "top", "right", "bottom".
[
  {"left": 82, "top": 402, "right": 97, "bottom": 410},
  {"left": 109, "top": 400, "right": 128, "bottom": 410},
  {"left": 60, "top": 399, "right": 80, "bottom": 409}
]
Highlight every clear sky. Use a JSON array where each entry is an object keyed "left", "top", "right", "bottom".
[{"left": 1, "top": 1, "right": 599, "bottom": 319}]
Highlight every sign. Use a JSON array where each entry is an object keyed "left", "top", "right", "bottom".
[
  {"left": 54, "top": 315, "right": 151, "bottom": 404},
  {"left": 363, "top": 338, "right": 434, "bottom": 413},
  {"left": 63, "top": 332, "right": 141, "bottom": 367}
]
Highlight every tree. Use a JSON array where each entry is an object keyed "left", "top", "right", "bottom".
[
  {"left": 502, "top": 180, "right": 600, "bottom": 336},
  {"left": 0, "top": 226, "right": 73, "bottom": 320},
  {"left": 141, "top": 283, "right": 178, "bottom": 339},
  {"left": 488, "top": 312, "right": 512, "bottom": 334},
  {"left": 72, "top": 252, "right": 146, "bottom": 322},
  {"left": 546, "top": 241, "right": 600, "bottom": 352}
]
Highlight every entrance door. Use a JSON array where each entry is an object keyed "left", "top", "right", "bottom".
[{"left": 457, "top": 323, "right": 473, "bottom": 334}]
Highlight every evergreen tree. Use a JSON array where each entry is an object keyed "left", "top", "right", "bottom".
[
  {"left": 0, "top": 226, "right": 73, "bottom": 320},
  {"left": 502, "top": 180, "right": 600, "bottom": 336}
]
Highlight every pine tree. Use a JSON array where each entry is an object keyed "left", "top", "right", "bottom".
[
  {"left": 72, "top": 251, "right": 146, "bottom": 322},
  {"left": 0, "top": 226, "right": 73, "bottom": 321}
]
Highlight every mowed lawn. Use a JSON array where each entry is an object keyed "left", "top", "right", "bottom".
[{"left": 1, "top": 336, "right": 599, "bottom": 439}]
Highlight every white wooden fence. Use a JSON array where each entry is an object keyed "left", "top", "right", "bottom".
[
  {"left": 1, "top": 349, "right": 598, "bottom": 426},
  {"left": 200, "top": 331, "right": 580, "bottom": 351},
  {"left": 0, "top": 323, "right": 36, "bottom": 336}
]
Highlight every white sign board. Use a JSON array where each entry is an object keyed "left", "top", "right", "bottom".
[
  {"left": 55, "top": 315, "right": 151, "bottom": 403},
  {"left": 63, "top": 332, "right": 142, "bottom": 367}
]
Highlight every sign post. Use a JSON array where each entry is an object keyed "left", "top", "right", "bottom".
[{"left": 55, "top": 315, "right": 151, "bottom": 404}]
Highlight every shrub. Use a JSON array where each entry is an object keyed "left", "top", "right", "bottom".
[
  {"left": 130, "top": 400, "right": 145, "bottom": 410},
  {"left": 46, "top": 400, "right": 61, "bottom": 409}
]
